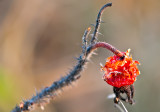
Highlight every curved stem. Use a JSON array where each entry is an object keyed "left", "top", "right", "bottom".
[
  {"left": 91, "top": 42, "right": 124, "bottom": 59},
  {"left": 90, "top": 3, "right": 112, "bottom": 44}
]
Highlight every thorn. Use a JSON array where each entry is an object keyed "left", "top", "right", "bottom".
[
  {"left": 21, "top": 98, "right": 26, "bottom": 102},
  {"left": 90, "top": 34, "right": 93, "bottom": 37},
  {"left": 90, "top": 23, "right": 96, "bottom": 27},
  {"left": 59, "top": 88, "right": 64, "bottom": 92},
  {"left": 92, "top": 52, "right": 97, "bottom": 55},
  {"left": 74, "top": 57, "right": 80, "bottom": 60},
  {"left": 95, "top": 37, "right": 98, "bottom": 41},
  {"left": 40, "top": 105, "right": 44, "bottom": 110},
  {"left": 100, "top": 20, "right": 105, "bottom": 23},
  {"left": 81, "top": 46, "right": 84, "bottom": 49},
  {"left": 85, "top": 59, "right": 89, "bottom": 62},
  {"left": 69, "top": 82, "right": 75, "bottom": 88},
  {"left": 97, "top": 32, "right": 104, "bottom": 36}
]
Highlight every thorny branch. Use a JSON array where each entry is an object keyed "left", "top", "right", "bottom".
[
  {"left": 11, "top": 3, "right": 126, "bottom": 112},
  {"left": 90, "top": 3, "right": 112, "bottom": 44}
]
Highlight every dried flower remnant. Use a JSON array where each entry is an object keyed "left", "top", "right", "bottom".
[
  {"left": 102, "top": 49, "right": 140, "bottom": 88},
  {"left": 102, "top": 49, "right": 140, "bottom": 104}
]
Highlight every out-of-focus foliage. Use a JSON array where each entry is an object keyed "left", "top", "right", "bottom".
[
  {"left": 0, "top": 0, "right": 160, "bottom": 112},
  {"left": 0, "top": 68, "right": 18, "bottom": 112}
]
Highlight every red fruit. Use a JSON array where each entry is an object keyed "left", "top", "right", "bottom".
[{"left": 102, "top": 49, "right": 140, "bottom": 88}]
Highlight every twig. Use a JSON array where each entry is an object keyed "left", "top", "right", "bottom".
[
  {"left": 11, "top": 41, "right": 123, "bottom": 112},
  {"left": 90, "top": 3, "right": 112, "bottom": 44},
  {"left": 11, "top": 3, "right": 124, "bottom": 112},
  {"left": 11, "top": 26, "right": 92, "bottom": 112},
  {"left": 82, "top": 27, "right": 91, "bottom": 57}
]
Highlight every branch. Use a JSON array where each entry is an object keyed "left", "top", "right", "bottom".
[
  {"left": 12, "top": 40, "right": 123, "bottom": 112},
  {"left": 92, "top": 42, "right": 124, "bottom": 59},
  {"left": 11, "top": 3, "right": 117, "bottom": 112},
  {"left": 90, "top": 3, "right": 112, "bottom": 44}
]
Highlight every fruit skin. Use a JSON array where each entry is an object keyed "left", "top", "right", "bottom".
[{"left": 102, "top": 49, "right": 140, "bottom": 88}]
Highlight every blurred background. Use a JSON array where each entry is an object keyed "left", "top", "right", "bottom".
[{"left": 0, "top": 0, "right": 160, "bottom": 111}]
